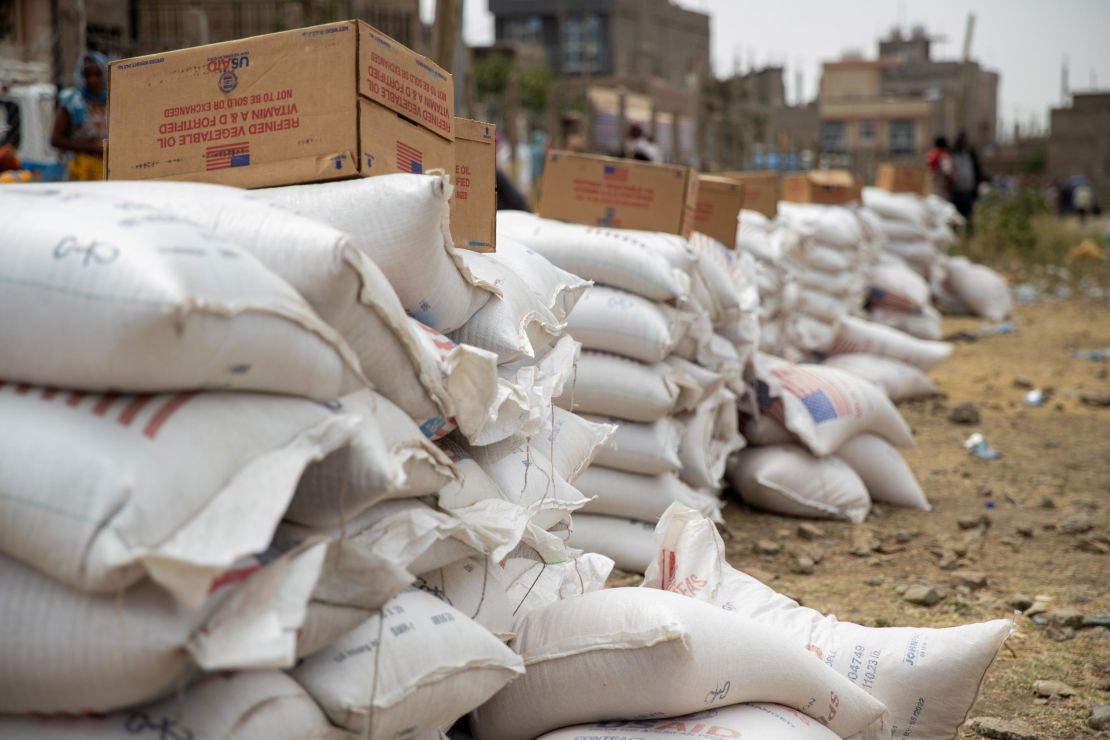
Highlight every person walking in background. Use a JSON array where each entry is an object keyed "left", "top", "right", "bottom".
[
  {"left": 950, "top": 131, "right": 985, "bottom": 233},
  {"left": 926, "top": 136, "right": 953, "bottom": 200},
  {"left": 51, "top": 51, "right": 108, "bottom": 181}
]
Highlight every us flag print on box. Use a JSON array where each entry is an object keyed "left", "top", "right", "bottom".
[
  {"left": 397, "top": 140, "right": 423, "bottom": 173},
  {"left": 205, "top": 142, "right": 251, "bottom": 170},
  {"left": 773, "top": 365, "right": 851, "bottom": 424}
]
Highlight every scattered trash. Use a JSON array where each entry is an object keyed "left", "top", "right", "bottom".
[
  {"left": 1074, "top": 348, "right": 1109, "bottom": 362},
  {"left": 964, "top": 433, "right": 1002, "bottom": 459},
  {"left": 1024, "top": 389, "right": 1045, "bottom": 406},
  {"left": 979, "top": 321, "right": 1015, "bottom": 335},
  {"left": 1053, "top": 284, "right": 1073, "bottom": 299},
  {"left": 1081, "top": 390, "right": 1110, "bottom": 408}
]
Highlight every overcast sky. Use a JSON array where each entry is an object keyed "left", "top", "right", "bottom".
[{"left": 433, "top": 0, "right": 1110, "bottom": 134}]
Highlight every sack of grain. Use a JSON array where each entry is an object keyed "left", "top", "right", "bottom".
[
  {"left": 836, "top": 433, "right": 931, "bottom": 510},
  {"left": 292, "top": 589, "right": 524, "bottom": 737},
  {"left": 831, "top": 315, "right": 953, "bottom": 370},
  {"left": 0, "top": 188, "right": 363, "bottom": 398},
  {"left": 577, "top": 465, "right": 723, "bottom": 522},
  {"left": 741, "top": 413, "right": 798, "bottom": 446},
  {"left": 29, "top": 180, "right": 482, "bottom": 431},
  {"left": 469, "top": 588, "right": 887, "bottom": 740},
  {"left": 0, "top": 671, "right": 348, "bottom": 740},
  {"left": 868, "top": 256, "right": 932, "bottom": 311},
  {"left": 497, "top": 211, "right": 691, "bottom": 302},
  {"left": 869, "top": 305, "right": 943, "bottom": 341},
  {"left": 755, "top": 355, "right": 914, "bottom": 456},
  {"left": 727, "top": 444, "right": 871, "bottom": 522},
  {"left": 822, "top": 353, "right": 939, "bottom": 401},
  {"left": 416, "top": 554, "right": 515, "bottom": 641},
  {"left": 565, "top": 286, "right": 695, "bottom": 363},
  {"left": 498, "top": 544, "right": 613, "bottom": 619},
  {"left": 556, "top": 351, "right": 697, "bottom": 423},
  {"left": 676, "top": 388, "right": 744, "bottom": 489},
  {"left": 0, "top": 543, "right": 326, "bottom": 713},
  {"left": 565, "top": 514, "right": 658, "bottom": 573},
  {"left": 861, "top": 186, "right": 928, "bottom": 227},
  {"left": 535, "top": 704, "right": 841, "bottom": 739},
  {"left": 538, "top": 406, "right": 616, "bottom": 483},
  {"left": 587, "top": 415, "right": 684, "bottom": 475},
  {"left": 777, "top": 202, "right": 865, "bottom": 247},
  {"left": 646, "top": 504, "right": 1014, "bottom": 740},
  {"left": 943, "top": 256, "right": 1012, "bottom": 322},
  {"left": 0, "top": 384, "right": 358, "bottom": 605},
  {"left": 264, "top": 173, "right": 495, "bottom": 332},
  {"left": 287, "top": 390, "right": 460, "bottom": 528}
]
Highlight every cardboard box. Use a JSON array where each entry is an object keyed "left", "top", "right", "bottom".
[
  {"left": 106, "top": 20, "right": 454, "bottom": 187},
  {"left": 694, "top": 174, "right": 745, "bottom": 248},
  {"left": 875, "top": 163, "right": 927, "bottom": 194},
  {"left": 717, "top": 171, "right": 779, "bottom": 218},
  {"left": 538, "top": 150, "right": 698, "bottom": 236},
  {"left": 449, "top": 117, "right": 497, "bottom": 252},
  {"left": 781, "top": 170, "right": 861, "bottom": 205}
]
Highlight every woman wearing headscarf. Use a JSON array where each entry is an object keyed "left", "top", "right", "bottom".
[{"left": 51, "top": 51, "right": 108, "bottom": 181}]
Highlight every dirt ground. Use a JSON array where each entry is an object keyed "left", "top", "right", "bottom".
[{"left": 720, "top": 296, "right": 1110, "bottom": 738}]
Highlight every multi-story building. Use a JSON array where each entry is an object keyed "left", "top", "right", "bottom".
[
  {"left": 1048, "top": 91, "right": 1110, "bottom": 199},
  {"left": 488, "top": 0, "right": 709, "bottom": 164}
]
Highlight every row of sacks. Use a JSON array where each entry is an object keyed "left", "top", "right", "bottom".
[
  {"left": 737, "top": 203, "right": 882, "bottom": 362},
  {"left": 860, "top": 186, "right": 1013, "bottom": 334},
  {"left": 460, "top": 503, "right": 1013, "bottom": 740},
  {"left": 497, "top": 211, "right": 762, "bottom": 572},
  {"left": 0, "top": 178, "right": 635, "bottom": 737}
]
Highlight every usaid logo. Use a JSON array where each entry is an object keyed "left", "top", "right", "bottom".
[{"left": 207, "top": 51, "right": 250, "bottom": 92}]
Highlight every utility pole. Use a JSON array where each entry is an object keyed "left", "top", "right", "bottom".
[{"left": 957, "top": 12, "right": 975, "bottom": 141}]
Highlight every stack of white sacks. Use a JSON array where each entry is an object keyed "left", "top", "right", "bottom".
[
  {"left": 497, "top": 212, "right": 758, "bottom": 572},
  {"left": 0, "top": 175, "right": 619, "bottom": 738},
  {"left": 733, "top": 197, "right": 959, "bottom": 520},
  {"left": 861, "top": 186, "right": 1013, "bottom": 331}
]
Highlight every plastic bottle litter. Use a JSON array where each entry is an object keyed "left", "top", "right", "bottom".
[
  {"left": 964, "top": 433, "right": 1002, "bottom": 459},
  {"left": 1024, "top": 389, "right": 1045, "bottom": 406}
]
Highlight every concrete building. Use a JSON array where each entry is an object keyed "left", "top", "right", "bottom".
[{"left": 1048, "top": 91, "right": 1110, "bottom": 199}]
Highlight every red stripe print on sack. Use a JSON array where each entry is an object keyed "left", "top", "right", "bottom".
[{"left": 1, "top": 384, "right": 196, "bottom": 439}]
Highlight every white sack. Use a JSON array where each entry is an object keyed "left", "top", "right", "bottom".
[
  {"left": 646, "top": 504, "right": 1014, "bottom": 740},
  {"left": 0, "top": 188, "right": 363, "bottom": 398},
  {"left": 292, "top": 589, "right": 524, "bottom": 737},
  {"left": 565, "top": 514, "right": 658, "bottom": 573},
  {"left": 536, "top": 704, "right": 842, "bottom": 740},
  {"left": 557, "top": 351, "right": 695, "bottom": 423},
  {"left": 577, "top": 465, "right": 723, "bottom": 523},
  {"left": 837, "top": 433, "right": 931, "bottom": 510},
  {"left": 0, "top": 385, "right": 358, "bottom": 605},
  {"left": 470, "top": 588, "right": 888, "bottom": 740},
  {"left": 831, "top": 315, "right": 953, "bottom": 370},
  {"left": 677, "top": 388, "right": 744, "bottom": 489},
  {"left": 943, "top": 256, "right": 1013, "bottom": 322},
  {"left": 728, "top": 445, "right": 871, "bottom": 522},
  {"left": 416, "top": 554, "right": 515, "bottom": 640},
  {"left": 30, "top": 180, "right": 477, "bottom": 431},
  {"left": 868, "top": 257, "right": 932, "bottom": 311},
  {"left": 264, "top": 173, "right": 495, "bottom": 332},
  {"left": 0, "top": 543, "right": 326, "bottom": 713},
  {"left": 741, "top": 413, "right": 798, "bottom": 446},
  {"left": 565, "top": 285, "right": 693, "bottom": 363},
  {"left": 822, "top": 353, "right": 939, "bottom": 401},
  {"left": 0, "top": 671, "right": 347, "bottom": 740},
  {"left": 498, "top": 545, "right": 614, "bottom": 620},
  {"left": 497, "top": 211, "right": 691, "bottom": 302},
  {"left": 777, "top": 202, "right": 865, "bottom": 247},
  {"left": 493, "top": 237, "right": 591, "bottom": 322},
  {"left": 287, "top": 389, "right": 460, "bottom": 527},
  {"left": 861, "top": 187, "right": 928, "bottom": 227},
  {"left": 588, "top": 415, "right": 684, "bottom": 475},
  {"left": 539, "top": 406, "right": 616, "bottom": 483},
  {"left": 755, "top": 355, "right": 914, "bottom": 456},
  {"left": 869, "top": 305, "right": 943, "bottom": 341}
]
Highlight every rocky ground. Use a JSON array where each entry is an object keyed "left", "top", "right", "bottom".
[{"left": 719, "top": 296, "right": 1110, "bottom": 739}]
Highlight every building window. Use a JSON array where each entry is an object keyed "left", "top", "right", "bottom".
[
  {"left": 562, "top": 14, "right": 602, "bottom": 75},
  {"left": 860, "top": 119, "right": 875, "bottom": 141},
  {"left": 0, "top": 0, "right": 15, "bottom": 42},
  {"left": 820, "top": 120, "right": 845, "bottom": 152},
  {"left": 504, "top": 16, "right": 542, "bottom": 43},
  {"left": 889, "top": 119, "right": 916, "bottom": 154}
]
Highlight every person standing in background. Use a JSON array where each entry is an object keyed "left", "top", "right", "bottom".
[
  {"left": 51, "top": 51, "right": 108, "bottom": 181},
  {"left": 926, "top": 136, "right": 953, "bottom": 200},
  {"left": 950, "top": 131, "right": 985, "bottom": 233},
  {"left": 624, "top": 123, "right": 662, "bottom": 163}
]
